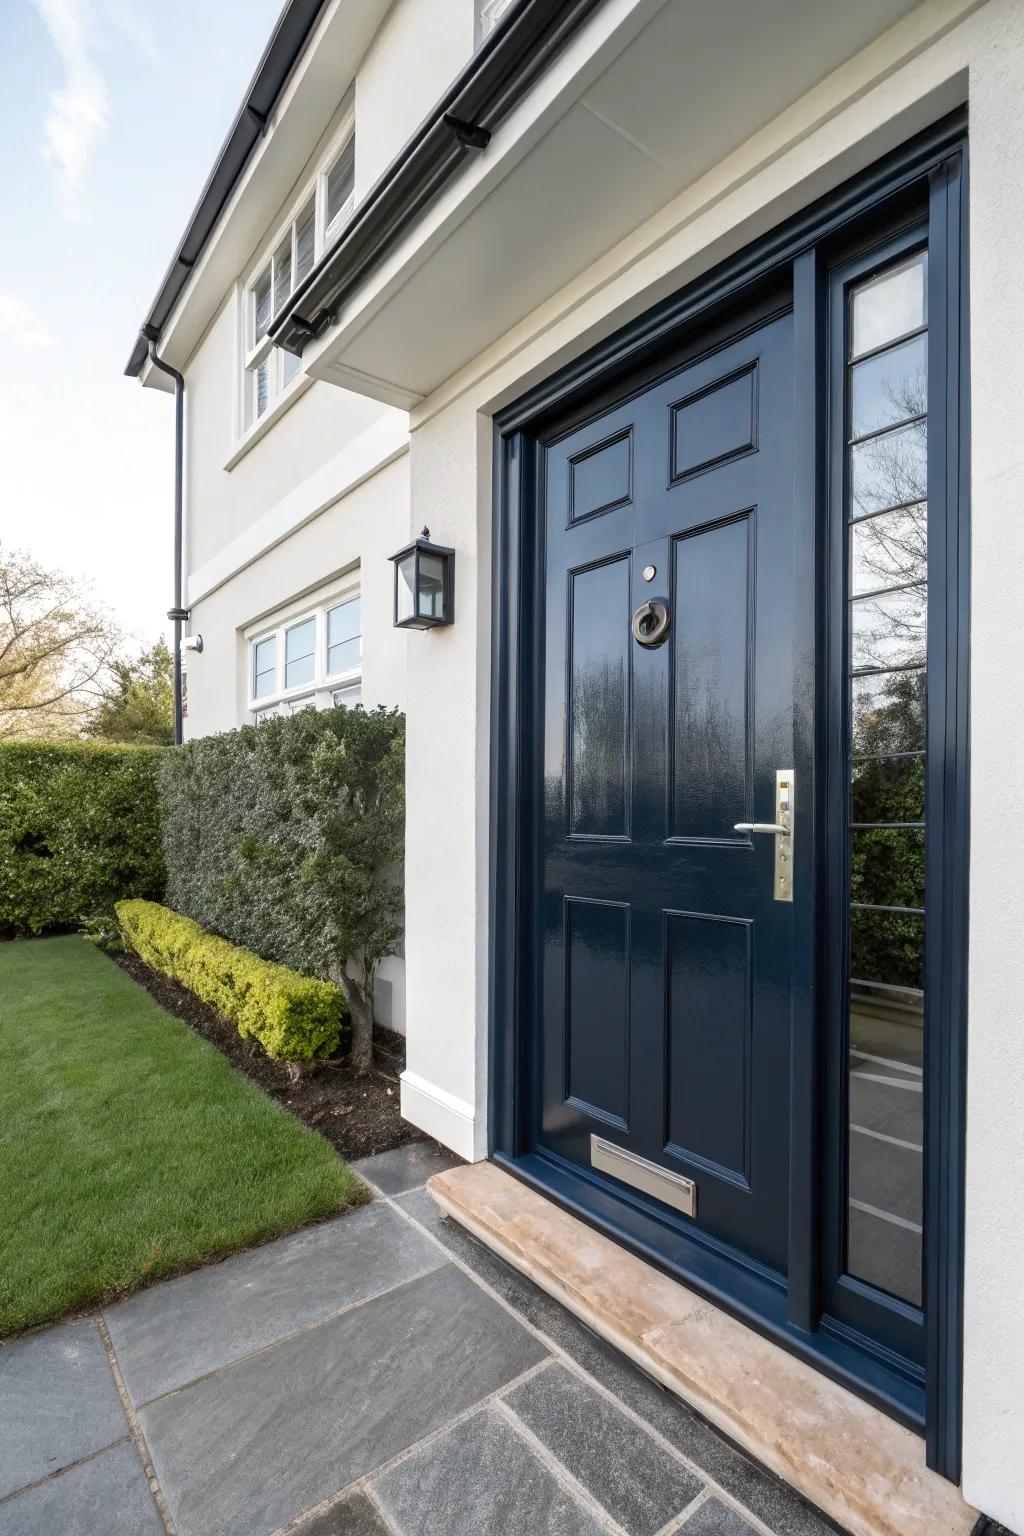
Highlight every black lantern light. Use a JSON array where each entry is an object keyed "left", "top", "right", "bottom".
[{"left": 389, "top": 527, "right": 455, "bottom": 630}]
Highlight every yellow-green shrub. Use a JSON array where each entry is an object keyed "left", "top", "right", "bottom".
[{"left": 115, "top": 899, "right": 347, "bottom": 1061}]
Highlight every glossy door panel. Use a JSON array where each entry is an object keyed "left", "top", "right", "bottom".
[{"left": 538, "top": 313, "right": 796, "bottom": 1275}]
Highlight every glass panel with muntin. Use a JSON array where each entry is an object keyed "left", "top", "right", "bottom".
[{"left": 844, "top": 247, "right": 928, "bottom": 1307}]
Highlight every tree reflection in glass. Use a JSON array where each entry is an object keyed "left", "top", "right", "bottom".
[{"left": 844, "top": 249, "right": 927, "bottom": 1307}]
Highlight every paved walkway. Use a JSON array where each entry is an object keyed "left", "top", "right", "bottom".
[{"left": 0, "top": 1142, "right": 840, "bottom": 1536}]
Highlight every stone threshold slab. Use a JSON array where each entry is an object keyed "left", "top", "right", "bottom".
[{"left": 427, "top": 1160, "right": 977, "bottom": 1536}]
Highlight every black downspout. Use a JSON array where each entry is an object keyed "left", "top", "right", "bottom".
[{"left": 146, "top": 340, "right": 186, "bottom": 746}]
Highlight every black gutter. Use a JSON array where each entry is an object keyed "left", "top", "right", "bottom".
[
  {"left": 147, "top": 342, "right": 187, "bottom": 746},
  {"left": 124, "top": 0, "right": 330, "bottom": 378},
  {"left": 269, "top": 0, "right": 605, "bottom": 358}
]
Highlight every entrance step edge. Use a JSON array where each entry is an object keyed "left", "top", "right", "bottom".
[{"left": 427, "top": 1160, "right": 976, "bottom": 1536}]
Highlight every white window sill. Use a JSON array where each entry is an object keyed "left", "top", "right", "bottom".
[{"left": 225, "top": 370, "right": 314, "bottom": 471}]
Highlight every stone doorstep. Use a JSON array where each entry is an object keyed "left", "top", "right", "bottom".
[{"left": 427, "top": 1161, "right": 977, "bottom": 1536}]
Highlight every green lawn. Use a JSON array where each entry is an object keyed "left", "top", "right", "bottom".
[{"left": 0, "top": 936, "right": 367, "bottom": 1336}]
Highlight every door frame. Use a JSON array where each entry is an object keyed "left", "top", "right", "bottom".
[{"left": 489, "top": 111, "right": 969, "bottom": 1479}]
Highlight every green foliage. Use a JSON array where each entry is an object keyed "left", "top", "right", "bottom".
[
  {"left": 87, "top": 638, "right": 174, "bottom": 746},
  {"left": 0, "top": 936, "right": 363, "bottom": 1335},
  {"left": 159, "top": 705, "right": 405, "bottom": 1070},
  {"left": 0, "top": 740, "right": 165, "bottom": 935},
  {"left": 850, "top": 670, "right": 927, "bottom": 989},
  {"left": 116, "top": 899, "right": 348, "bottom": 1061}
]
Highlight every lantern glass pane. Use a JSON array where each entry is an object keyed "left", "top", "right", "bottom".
[
  {"left": 418, "top": 553, "right": 446, "bottom": 621},
  {"left": 397, "top": 553, "right": 417, "bottom": 623}
]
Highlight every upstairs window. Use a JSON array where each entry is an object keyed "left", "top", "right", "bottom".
[
  {"left": 323, "top": 135, "right": 355, "bottom": 245},
  {"left": 244, "top": 198, "right": 315, "bottom": 427},
  {"left": 239, "top": 114, "right": 355, "bottom": 438}
]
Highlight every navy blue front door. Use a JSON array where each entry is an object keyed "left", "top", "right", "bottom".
[{"left": 537, "top": 311, "right": 798, "bottom": 1275}]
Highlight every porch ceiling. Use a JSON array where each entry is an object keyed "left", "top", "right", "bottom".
[{"left": 304, "top": 0, "right": 920, "bottom": 408}]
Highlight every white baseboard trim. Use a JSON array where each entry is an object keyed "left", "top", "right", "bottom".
[{"left": 400, "top": 1070, "right": 481, "bottom": 1162}]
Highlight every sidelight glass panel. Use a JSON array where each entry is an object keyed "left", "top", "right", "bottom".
[
  {"left": 850, "top": 251, "right": 926, "bottom": 359},
  {"left": 850, "top": 504, "right": 926, "bottom": 595},
  {"left": 851, "top": 669, "right": 925, "bottom": 756},
  {"left": 851, "top": 908, "right": 925, "bottom": 993},
  {"left": 844, "top": 250, "right": 928, "bottom": 1308},
  {"left": 850, "top": 585, "right": 926, "bottom": 673},
  {"left": 850, "top": 421, "right": 927, "bottom": 518},
  {"left": 851, "top": 828, "right": 926, "bottom": 911},
  {"left": 850, "top": 333, "right": 927, "bottom": 439},
  {"left": 851, "top": 753, "right": 925, "bottom": 826}
]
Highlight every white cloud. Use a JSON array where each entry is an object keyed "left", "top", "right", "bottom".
[
  {"left": 0, "top": 293, "right": 55, "bottom": 351},
  {"left": 31, "top": 0, "right": 110, "bottom": 217}
]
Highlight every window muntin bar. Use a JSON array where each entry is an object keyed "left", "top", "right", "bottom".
[{"left": 844, "top": 249, "right": 928, "bottom": 1308}]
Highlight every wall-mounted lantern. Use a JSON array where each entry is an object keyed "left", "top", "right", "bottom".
[{"left": 389, "top": 527, "right": 455, "bottom": 630}]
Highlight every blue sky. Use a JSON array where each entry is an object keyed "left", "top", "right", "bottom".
[{"left": 0, "top": 0, "right": 283, "bottom": 643}]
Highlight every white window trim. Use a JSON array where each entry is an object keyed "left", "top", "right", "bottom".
[
  {"left": 245, "top": 576, "right": 362, "bottom": 720},
  {"left": 480, "top": 0, "right": 516, "bottom": 38},
  {"left": 232, "top": 105, "right": 356, "bottom": 464}
]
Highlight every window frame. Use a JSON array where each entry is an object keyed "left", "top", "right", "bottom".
[
  {"left": 245, "top": 577, "right": 362, "bottom": 721},
  {"left": 236, "top": 105, "right": 356, "bottom": 448}
]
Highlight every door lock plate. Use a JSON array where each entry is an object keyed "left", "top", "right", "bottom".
[{"left": 774, "top": 769, "right": 794, "bottom": 902}]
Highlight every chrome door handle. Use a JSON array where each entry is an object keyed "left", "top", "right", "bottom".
[{"left": 735, "top": 770, "right": 794, "bottom": 902}]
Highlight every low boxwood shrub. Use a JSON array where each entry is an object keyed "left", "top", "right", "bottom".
[
  {"left": 0, "top": 741, "right": 164, "bottom": 935},
  {"left": 116, "top": 899, "right": 348, "bottom": 1061}
]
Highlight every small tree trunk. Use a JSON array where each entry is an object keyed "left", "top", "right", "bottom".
[{"left": 337, "top": 967, "right": 374, "bottom": 1074}]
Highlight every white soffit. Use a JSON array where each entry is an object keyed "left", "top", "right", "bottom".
[{"left": 308, "top": 0, "right": 921, "bottom": 404}]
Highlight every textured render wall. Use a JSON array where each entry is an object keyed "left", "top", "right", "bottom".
[
  {"left": 354, "top": 0, "right": 475, "bottom": 197},
  {"left": 399, "top": 0, "right": 1024, "bottom": 1521},
  {"left": 400, "top": 407, "right": 491, "bottom": 1159},
  {"left": 183, "top": 297, "right": 389, "bottom": 572},
  {"left": 959, "top": 2, "right": 1024, "bottom": 1529},
  {"left": 183, "top": 451, "right": 409, "bottom": 739}
]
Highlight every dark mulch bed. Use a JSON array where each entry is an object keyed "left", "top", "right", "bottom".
[{"left": 111, "top": 951, "right": 423, "bottom": 1161}]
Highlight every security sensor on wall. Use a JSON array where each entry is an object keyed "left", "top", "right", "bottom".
[{"left": 181, "top": 634, "right": 204, "bottom": 655}]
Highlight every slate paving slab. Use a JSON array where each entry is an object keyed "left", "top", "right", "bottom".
[
  {"left": 105, "top": 1202, "right": 440, "bottom": 1405},
  {"left": 505, "top": 1361, "right": 702, "bottom": 1535},
  {"left": 683, "top": 1496, "right": 760, "bottom": 1534},
  {"left": 352, "top": 1142, "right": 463, "bottom": 1197},
  {"left": 141, "top": 1262, "right": 548, "bottom": 1536},
  {"left": 398, "top": 1187, "right": 838, "bottom": 1536},
  {"left": 295, "top": 1489, "right": 393, "bottom": 1535},
  {"left": 0, "top": 1318, "right": 128, "bottom": 1501},
  {"left": 0, "top": 1441, "right": 164, "bottom": 1536},
  {"left": 371, "top": 1405, "right": 606, "bottom": 1536}
]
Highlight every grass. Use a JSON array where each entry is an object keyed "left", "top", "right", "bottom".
[{"left": 0, "top": 936, "right": 367, "bottom": 1336}]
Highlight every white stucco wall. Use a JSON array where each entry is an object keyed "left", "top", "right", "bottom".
[
  {"left": 355, "top": 0, "right": 476, "bottom": 196},
  {"left": 393, "top": 0, "right": 1024, "bottom": 1523},
  {"left": 958, "top": 3, "right": 1024, "bottom": 1528},
  {"left": 183, "top": 296, "right": 390, "bottom": 573}
]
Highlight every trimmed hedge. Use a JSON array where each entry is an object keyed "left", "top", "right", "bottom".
[
  {"left": 116, "top": 899, "right": 348, "bottom": 1061},
  {"left": 0, "top": 741, "right": 165, "bottom": 935}
]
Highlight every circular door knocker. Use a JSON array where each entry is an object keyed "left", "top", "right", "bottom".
[{"left": 631, "top": 598, "right": 671, "bottom": 648}]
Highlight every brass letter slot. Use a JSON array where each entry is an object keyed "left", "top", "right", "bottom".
[{"left": 591, "top": 1135, "right": 696, "bottom": 1218}]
